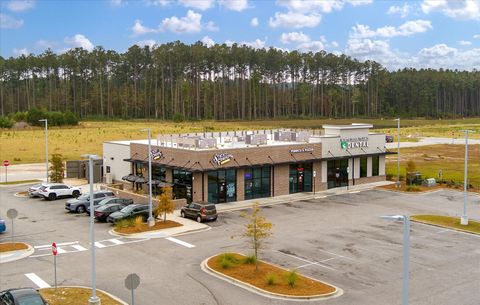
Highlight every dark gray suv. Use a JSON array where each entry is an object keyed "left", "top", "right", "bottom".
[
  {"left": 180, "top": 201, "right": 217, "bottom": 223},
  {"left": 65, "top": 191, "right": 115, "bottom": 213}
]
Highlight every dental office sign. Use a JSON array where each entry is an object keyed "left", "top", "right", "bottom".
[
  {"left": 212, "top": 153, "right": 233, "bottom": 165},
  {"left": 340, "top": 137, "right": 369, "bottom": 149}
]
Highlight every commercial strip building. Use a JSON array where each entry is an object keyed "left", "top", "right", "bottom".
[{"left": 103, "top": 124, "right": 388, "bottom": 204}]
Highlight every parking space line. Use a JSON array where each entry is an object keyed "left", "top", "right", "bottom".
[
  {"left": 71, "top": 245, "right": 88, "bottom": 251},
  {"left": 277, "top": 251, "right": 337, "bottom": 271},
  {"left": 94, "top": 242, "right": 106, "bottom": 248},
  {"left": 57, "top": 247, "right": 67, "bottom": 254},
  {"left": 165, "top": 237, "right": 195, "bottom": 248},
  {"left": 25, "top": 273, "right": 51, "bottom": 288},
  {"left": 316, "top": 249, "right": 356, "bottom": 261},
  {"left": 109, "top": 239, "right": 124, "bottom": 245}
]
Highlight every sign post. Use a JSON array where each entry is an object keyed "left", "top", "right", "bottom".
[
  {"left": 3, "top": 160, "right": 9, "bottom": 183},
  {"left": 52, "top": 242, "right": 58, "bottom": 288},
  {"left": 6, "top": 208, "right": 18, "bottom": 243},
  {"left": 313, "top": 171, "right": 316, "bottom": 195},
  {"left": 124, "top": 273, "right": 140, "bottom": 305}
]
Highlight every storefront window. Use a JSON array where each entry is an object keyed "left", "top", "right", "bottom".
[
  {"left": 372, "top": 156, "right": 380, "bottom": 176},
  {"left": 327, "top": 159, "right": 348, "bottom": 189},
  {"left": 208, "top": 169, "right": 236, "bottom": 203},
  {"left": 173, "top": 169, "right": 192, "bottom": 202},
  {"left": 134, "top": 162, "right": 145, "bottom": 177},
  {"left": 289, "top": 163, "right": 312, "bottom": 193},
  {"left": 152, "top": 166, "right": 166, "bottom": 181},
  {"left": 360, "top": 157, "right": 367, "bottom": 178},
  {"left": 245, "top": 166, "right": 271, "bottom": 200}
]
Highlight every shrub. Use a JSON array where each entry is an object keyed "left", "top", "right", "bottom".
[
  {"left": 172, "top": 112, "right": 184, "bottom": 123},
  {"left": 406, "top": 160, "right": 416, "bottom": 173},
  {"left": 0, "top": 116, "right": 13, "bottom": 128},
  {"left": 11, "top": 111, "right": 27, "bottom": 122},
  {"left": 285, "top": 270, "right": 298, "bottom": 287},
  {"left": 26, "top": 107, "right": 46, "bottom": 126},
  {"left": 220, "top": 254, "right": 235, "bottom": 269},
  {"left": 406, "top": 185, "right": 420, "bottom": 192},
  {"left": 134, "top": 216, "right": 144, "bottom": 228},
  {"left": 243, "top": 254, "right": 257, "bottom": 265},
  {"left": 386, "top": 173, "right": 393, "bottom": 181},
  {"left": 265, "top": 273, "right": 276, "bottom": 286},
  {"left": 63, "top": 110, "right": 79, "bottom": 125},
  {"left": 47, "top": 111, "right": 65, "bottom": 126},
  {"left": 114, "top": 218, "right": 135, "bottom": 229}
]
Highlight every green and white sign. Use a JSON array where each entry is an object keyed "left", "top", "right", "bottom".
[
  {"left": 340, "top": 137, "right": 369, "bottom": 149},
  {"left": 340, "top": 141, "right": 348, "bottom": 149}
]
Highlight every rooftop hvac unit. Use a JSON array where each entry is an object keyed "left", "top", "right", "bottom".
[
  {"left": 105, "top": 173, "right": 113, "bottom": 184},
  {"left": 246, "top": 134, "right": 267, "bottom": 145}
]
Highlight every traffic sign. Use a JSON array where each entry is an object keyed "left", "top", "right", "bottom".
[
  {"left": 52, "top": 242, "right": 57, "bottom": 256},
  {"left": 125, "top": 273, "right": 140, "bottom": 305},
  {"left": 6, "top": 208, "right": 18, "bottom": 219},
  {"left": 3, "top": 160, "right": 9, "bottom": 167}
]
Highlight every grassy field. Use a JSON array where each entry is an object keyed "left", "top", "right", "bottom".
[
  {"left": 1, "top": 118, "right": 479, "bottom": 164},
  {"left": 385, "top": 144, "right": 480, "bottom": 187},
  {"left": 411, "top": 215, "right": 480, "bottom": 235}
]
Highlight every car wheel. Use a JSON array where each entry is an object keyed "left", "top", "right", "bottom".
[
  {"left": 76, "top": 205, "right": 85, "bottom": 213},
  {"left": 196, "top": 215, "right": 202, "bottom": 223},
  {"left": 48, "top": 193, "right": 57, "bottom": 201},
  {"left": 72, "top": 190, "right": 80, "bottom": 198},
  {"left": 180, "top": 211, "right": 185, "bottom": 218}
]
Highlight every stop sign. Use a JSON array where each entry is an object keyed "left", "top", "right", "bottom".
[
  {"left": 3, "top": 160, "right": 9, "bottom": 167},
  {"left": 52, "top": 242, "right": 57, "bottom": 256}
]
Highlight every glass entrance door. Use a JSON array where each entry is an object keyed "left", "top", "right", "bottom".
[
  {"left": 218, "top": 179, "right": 227, "bottom": 203},
  {"left": 327, "top": 159, "right": 349, "bottom": 189},
  {"left": 289, "top": 163, "right": 312, "bottom": 193}
]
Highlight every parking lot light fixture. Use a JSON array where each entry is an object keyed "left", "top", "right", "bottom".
[
  {"left": 81, "top": 154, "right": 101, "bottom": 305},
  {"left": 381, "top": 214, "right": 410, "bottom": 305},
  {"left": 38, "top": 119, "right": 48, "bottom": 183},
  {"left": 141, "top": 128, "right": 155, "bottom": 227},
  {"left": 394, "top": 118, "right": 400, "bottom": 188},
  {"left": 459, "top": 130, "right": 474, "bottom": 226}
]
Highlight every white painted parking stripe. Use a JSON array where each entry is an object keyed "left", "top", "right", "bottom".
[
  {"left": 94, "top": 242, "right": 106, "bottom": 248},
  {"left": 72, "top": 245, "right": 88, "bottom": 251},
  {"left": 165, "top": 237, "right": 195, "bottom": 248},
  {"left": 109, "top": 239, "right": 124, "bottom": 245},
  {"left": 278, "top": 251, "right": 337, "bottom": 271},
  {"left": 35, "top": 241, "right": 78, "bottom": 249},
  {"left": 349, "top": 191, "right": 360, "bottom": 194},
  {"left": 57, "top": 247, "right": 67, "bottom": 254},
  {"left": 25, "top": 273, "right": 51, "bottom": 288}
]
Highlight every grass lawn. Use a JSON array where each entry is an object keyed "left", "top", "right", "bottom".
[
  {"left": 207, "top": 253, "right": 336, "bottom": 297},
  {"left": 411, "top": 215, "right": 480, "bottom": 235},
  {"left": 1, "top": 118, "right": 480, "bottom": 164},
  {"left": 113, "top": 220, "right": 182, "bottom": 234},
  {"left": 40, "top": 287, "right": 122, "bottom": 305},
  {"left": 0, "top": 242, "right": 28, "bottom": 253},
  {"left": 379, "top": 181, "right": 480, "bottom": 194},
  {"left": 0, "top": 179, "right": 41, "bottom": 185}
]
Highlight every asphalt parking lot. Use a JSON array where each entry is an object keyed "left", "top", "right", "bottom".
[{"left": 1, "top": 185, "right": 479, "bottom": 305}]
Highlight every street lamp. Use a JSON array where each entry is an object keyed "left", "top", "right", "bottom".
[
  {"left": 38, "top": 119, "right": 48, "bottom": 183},
  {"left": 381, "top": 215, "right": 410, "bottom": 305},
  {"left": 82, "top": 154, "right": 101, "bottom": 305},
  {"left": 459, "top": 130, "right": 474, "bottom": 226},
  {"left": 141, "top": 128, "right": 155, "bottom": 227},
  {"left": 394, "top": 118, "right": 400, "bottom": 188}
]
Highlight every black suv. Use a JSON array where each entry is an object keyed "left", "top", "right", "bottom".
[
  {"left": 107, "top": 204, "right": 149, "bottom": 223},
  {"left": 180, "top": 202, "right": 217, "bottom": 223},
  {"left": 86, "top": 197, "right": 134, "bottom": 215}
]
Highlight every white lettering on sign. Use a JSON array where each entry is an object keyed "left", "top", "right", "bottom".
[
  {"left": 212, "top": 153, "right": 233, "bottom": 165},
  {"left": 340, "top": 137, "right": 369, "bottom": 149},
  {"left": 150, "top": 149, "right": 162, "bottom": 161},
  {"left": 289, "top": 148, "right": 314, "bottom": 153}
]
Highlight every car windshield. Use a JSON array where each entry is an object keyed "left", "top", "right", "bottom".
[
  {"left": 39, "top": 186, "right": 47, "bottom": 190},
  {"left": 97, "top": 204, "right": 113, "bottom": 211},
  {"left": 77, "top": 194, "right": 90, "bottom": 200},
  {"left": 17, "top": 295, "right": 45, "bottom": 305},
  {"left": 98, "top": 198, "right": 113, "bottom": 206},
  {"left": 120, "top": 205, "right": 136, "bottom": 213}
]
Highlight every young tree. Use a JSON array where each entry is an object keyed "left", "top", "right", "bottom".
[
  {"left": 154, "top": 187, "right": 175, "bottom": 222},
  {"left": 49, "top": 153, "right": 64, "bottom": 183},
  {"left": 241, "top": 203, "right": 273, "bottom": 271}
]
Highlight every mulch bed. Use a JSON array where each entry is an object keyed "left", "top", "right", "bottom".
[
  {"left": 207, "top": 253, "right": 336, "bottom": 297},
  {"left": 0, "top": 242, "right": 28, "bottom": 253},
  {"left": 114, "top": 220, "right": 182, "bottom": 234},
  {"left": 40, "top": 287, "right": 122, "bottom": 305}
]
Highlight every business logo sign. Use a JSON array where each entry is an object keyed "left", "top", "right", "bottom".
[
  {"left": 340, "top": 137, "right": 369, "bottom": 149},
  {"left": 212, "top": 153, "right": 233, "bottom": 165},
  {"left": 150, "top": 149, "right": 163, "bottom": 160},
  {"left": 290, "top": 148, "right": 314, "bottom": 153}
]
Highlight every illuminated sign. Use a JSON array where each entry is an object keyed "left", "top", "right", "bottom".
[
  {"left": 150, "top": 149, "right": 163, "bottom": 160},
  {"left": 340, "top": 137, "right": 369, "bottom": 149},
  {"left": 212, "top": 153, "right": 233, "bottom": 165},
  {"left": 290, "top": 148, "right": 314, "bottom": 153}
]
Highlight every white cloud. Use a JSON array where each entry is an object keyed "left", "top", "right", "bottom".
[
  {"left": 269, "top": 11, "right": 321, "bottom": 28},
  {"left": 418, "top": 43, "right": 457, "bottom": 58},
  {"left": 459, "top": 40, "right": 472, "bottom": 46},
  {"left": 110, "top": 0, "right": 123, "bottom": 6},
  {"left": 387, "top": 3, "right": 412, "bottom": 18},
  {"left": 136, "top": 39, "right": 157, "bottom": 48},
  {"left": 161, "top": 10, "right": 202, "bottom": 33},
  {"left": 7, "top": 0, "right": 35, "bottom": 12},
  {"left": 0, "top": 13, "right": 23, "bottom": 29},
  {"left": 201, "top": 35, "right": 215, "bottom": 47},
  {"left": 240, "top": 38, "right": 266, "bottom": 49},
  {"left": 64, "top": 34, "right": 94, "bottom": 51},
  {"left": 276, "top": 0, "right": 344, "bottom": 13},
  {"left": 146, "top": 0, "right": 171, "bottom": 6},
  {"left": 219, "top": 0, "right": 249, "bottom": 11},
  {"left": 297, "top": 40, "right": 324, "bottom": 52},
  {"left": 351, "top": 20, "right": 432, "bottom": 38},
  {"left": 330, "top": 41, "right": 339, "bottom": 48},
  {"left": 225, "top": 39, "right": 235, "bottom": 46},
  {"left": 13, "top": 47, "right": 28, "bottom": 56},
  {"left": 281, "top": 31, "right": 310, "bottom": 44},
  {"left": 205, "top": 21, "right": 219, "bottom": 31},
  {"left": 131, "top": 19, "right": 158, "bottom": 36},
  {"left": 250, "top": 17, "right": 259, "bottom": 27},
  {"left": 179, "top": 0, "right": 214, "bottom": 10},
  {"left": 474, "top": 34, "right": 480, "bottom": 39},
  {"left": 421, "top": 0, "right": 480, "bottom": 20},
  {"left": 347, "top": 0, "right": 373, "bottom": 6}
]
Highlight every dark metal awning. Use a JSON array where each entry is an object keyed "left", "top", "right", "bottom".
[{"left": 121, "top": 174, "right": 138, "bottom": 182}]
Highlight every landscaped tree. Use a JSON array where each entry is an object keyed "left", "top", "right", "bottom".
[
  {"left": 241, "top": 203, "right": 273, "bottom": 271},
  {"left": 49, "top": 153, "right": 64, "bottom": 183},
  {"left": 155, "top": 186, "right": 175, "bottom": 222}
]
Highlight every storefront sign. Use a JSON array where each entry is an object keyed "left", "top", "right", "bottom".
[
  {"left": 290, "top": 148, "right": 314, "bottom": 153},
  {"left": 340, "top": 137, "right": 369, "bottom": 149},
  {"left": 150, "top": 149, "right": 163, "bottom": 160},
  {"left": 212, "top": 153, "right": 233, "bottom": 165}
]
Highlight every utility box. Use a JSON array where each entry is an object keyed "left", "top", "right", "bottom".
[
  {"left": 406, "top": 171, "right": 422, "bottom": 185},
  {"left": 423, "top": 178, "right": 436, "bottom": 187}
]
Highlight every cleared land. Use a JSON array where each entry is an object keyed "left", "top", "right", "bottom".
[{"left": 411, "top": 215, "right": 480, "bottom": 235}]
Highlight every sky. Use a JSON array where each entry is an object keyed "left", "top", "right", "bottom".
[{"left": 0, "top": 0, "right": 479, "bottom": 70}]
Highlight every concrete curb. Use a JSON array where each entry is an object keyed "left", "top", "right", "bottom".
[
  {"left": 40, "top": 286, "right": 128, "bottom": 305},
  {"left": 201, "top": 255, "right": 343, "bottom": 302},
  {"left": 411, "top": 218, "right": 480, "bottom": 236},
  {"left": 108, "top": 225, "right": 211, "bottom": 239},
  {"left": 0, "top": 243, "right": 34, "bottom": 263}
]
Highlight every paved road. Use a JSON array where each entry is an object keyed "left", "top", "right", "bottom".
[
  {"left": 386, "top": 136, "right": 480, "bottom": 149},
  {"left": 1, "top": 185, "right": 480, "bottom": 305}
]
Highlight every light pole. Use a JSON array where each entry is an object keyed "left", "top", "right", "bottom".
[
  {"left": 459, "top": 130, "right": 474, "bottom": 226},
  {"left": 394, "top": 118, "right": 400, "bottom": 188},
  {"left": 39, "top": 119, "right": 48, "bottom": 183},
  {"left": 82, "top": 154, "right": 101, "bottom": 305},
  {"left": 381, "top": 215, "right": 410, "bottom": 305},
  {"left": 141, "top": 128, "right": 155, "bottom": 227}
]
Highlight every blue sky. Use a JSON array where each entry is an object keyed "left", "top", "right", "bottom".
[{"left": 1, "top": 0, "right": 479, "bottom": 70}]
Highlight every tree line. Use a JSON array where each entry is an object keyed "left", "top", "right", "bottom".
[{"left": 1, "top": 41, "right": 479, "bottom": 121}]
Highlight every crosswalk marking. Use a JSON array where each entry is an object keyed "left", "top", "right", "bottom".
[
  {"left": 25, "top": 273, "right": 51, "bottom": 288},
  {"left": 34, "top": 241, "right": 78, "bottom": 249},
  {"left": 94, "top": 242, "right": 106, "bottom": 248},
  {"left": 109, "top": 239, "right": 124, "bottom": 245},
  {"left": 71, "top": 245, "right": 88, "bottom": 251},
  {"left": 57, "top": 247, "right": 67, "bottom": 254},
  {"left": 165, "top": 237, "right": 195, "bottom": 248}
]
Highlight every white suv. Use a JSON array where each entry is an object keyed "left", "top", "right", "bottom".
[{"left": 39, "top": 183, "right": 82, "bottom": 201}]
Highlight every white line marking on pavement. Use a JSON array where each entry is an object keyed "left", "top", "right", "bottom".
[
  {"left": 94, "top": 242, "right": 106, "bottom": 248},
  {"left": 35, "top": 241, "right": 78, "bottom": 249},
  {"left": 316, "top": 249, "right": 356, "bottom": 261},
  {"left": 277, "top": 251, "right": 337, "bottom": 271},
  {"left": 436, "top": 229, "right": 450, "bottom": 234},
  {"left": 165, "top": 237, "right": 195, "bottom": 248},
  {"left": 25, "top": 273, "right": 51, "bottom": 288},
  {"left": 71, "top": 245, "right": 88, "bottom": 251},
  {"left": 57, "top": 247, "right": 67, "bottom": 254},
  {"left": 349, "top": 191, "right": 360, "bottom": 194},
  {"left": 29, "top": 254, "right": 51, "bottom": 258},
  {"left": 109, "top": 239, "right": 124, "bottom": 245}
]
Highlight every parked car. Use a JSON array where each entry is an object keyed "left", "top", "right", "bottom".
[
  {"left": 39, "top": 183, "right": 81, "bottom": 201},
  {"left": 386, "top": 134, "right": 394, "bottom": 143},
  {"left": 0, "top": 288, "right": 49, "bottom": 305},
  {"left": 65, "top": 191, "right": 115, "bottom": 213},
  {"left": 86, "top": 197, "right": 133, "bottom": 215},
  {"left": 180, "top": 201, "right": 217, "bottom": 223},
  {"left": 28, "top": 184, "right": 46, "bottom": 198},
  {"left": 107, "top": 204, "right": 149, "bottom": 223},
  {"left": 94, "top": 203, "right": 125, "bottom": 222},
  {"left": 0, "top": 219, "right": 5, "bottom": 233}
]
